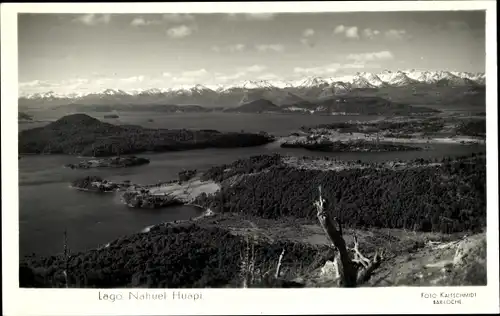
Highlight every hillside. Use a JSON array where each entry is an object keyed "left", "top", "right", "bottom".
[
  {"left": 18, "top": 112, "right": 33, "bottom": 121},
  {"left": 224, "top": 99, "right": 282, "bottom": 113},
  {"left": 19, "top": 213, "right": 486, "bottom": 288},
  {"left": 18, "top": 114, "right": 275, "bottom": 157},
  {"left": 196, "top": 153, "right": 486, "bottom": 234},
  {"left": 283, "top": 96, "right": 440, "bottom": 115}
]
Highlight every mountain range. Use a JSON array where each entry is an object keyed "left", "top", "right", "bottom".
[{"left": 19, "top": 70, "right": 485, "bottom": 109}]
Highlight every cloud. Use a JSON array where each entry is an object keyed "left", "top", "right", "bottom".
[
  {"left": 130, "top": 17, "right": 162, "bottom": 27},
  {"left": 300, "top": 38, "right": 316, "bottom": 48},
  {"left": 162, "top": 72, "right": 172, "bottom": 77},
  {"left": 362, "top": 28, "right": 380, "bottom": 39},
  {"left": 130, "top": 14, "right": 194, "bottom": 27},
  {"left": 215, "top": 71, "right": 247, "bottom": 82},
  {"left": 341, "top": 63, "right": 370, "bottom": 69},
  {"left": 255, "top": 44, "right": 285, "bottom": 52},
  {"left": 19, "top": 80, "right": 47, "bottom": 88},
  {"left": 302, "top": 28, "right": 315, "bottom": 37},
  {"left": 181, "top": 69, "right": 209, "bottom": 78},
  {"left": 162, "top": 14, "right": 195, "bottom": 23},
  {"left": 94, "top": 78, "right": 114, "bottom": 86},
  {"left": 300, "top": 29, "right": 316, "bottom": 47},
  {"left": 293, "top": 61, "right": 385, "bottom": 77},
  {"left": 346, "top": 51, "right": 394, "bottom": 62},
  {"left": 212, "top": 44, "right": 246, "bottom": 53},
  {"left": 345, "top": 27, "right": 359, "bottom": 39},
  {"left": 257, "top": 73, "right": 280, "bottom": 80},
  {"left": 385, "top": 29, "right": 407, "bottom": 40},
  {"left": 170, "top": 69, "right": 209, "bottom": 85},
  {"left": 333, "top": 25, "right": 345, "bottom": 34},
  {"left": 73, "top": 14, "right": 111, "bottom": 26},
  {"left": 226, "top": 13, "right": 276, "bottom": 21},
  {"left": 120, "top": 76, "right": 145, "bottom": 83},
  {"left": 294, "top": 63, "right": 340, "bottom": 76},
  {"left": 239, "top": 65, "right": 267, "bottom": 73},
  {"left": 19, "top": 77, "right": 112, "bottom": 95},
  {"left": 333, "top": 25, "right": 359, "bottom": 39},
  {"left": 167, "top": 25, "right": 195, "bottom": 38}
]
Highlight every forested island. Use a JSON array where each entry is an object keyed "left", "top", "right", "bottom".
[
  {"left": 103, "top": 114, "right": 120, "bottom": 119},
  {"left": 65, "top": 156, "right": 150, "bottom": 169},
  {"left": 70, "top": 176, "right": 131, "bottom": 192},
  {"left": 72, "top": 173, "right": 219, "bottom": 209},
  {"left": 18, "top": 114, "right": 275, "bottom": 157}
]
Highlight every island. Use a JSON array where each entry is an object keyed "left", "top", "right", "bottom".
[
  {"left": 65, "top": 156, "right": 150, "bottom": 169},
  {"left": 103, "top": 114, "right": 119, "bottom": 119},
  {"left": 18, "top": 113, "right": 276, "bottom": 157},
  {"left": 70, "top": 176, "right": 127, "bottom": 192},
  {"left": 71, "top": 171, "right": 220, "bottom": 209}
]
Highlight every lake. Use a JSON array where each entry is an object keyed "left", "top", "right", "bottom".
[{"left": 18, "top": 112, "right": 486, "bottom": 257}]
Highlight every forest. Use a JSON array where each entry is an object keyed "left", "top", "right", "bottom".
[
  {"left": 196, "top": 153, "right": 486, "bottom": 234},
  {"left": 455, "top": 119, "right": 486, "bottom": 137},
  {"left": 280, "top": 139, "right": 422, "bottom": 152},
  {"left": 18, "top": 114, "right": 275, "bottom": 156},
  {"left": 299, "top": 96, "right": 440, "bottom": 116},
  {"left": 19, "top": 223, "right": 329, "bottom": 288},
  {"left": 303, "top": 117, "right": 486, "bottom": 138}
]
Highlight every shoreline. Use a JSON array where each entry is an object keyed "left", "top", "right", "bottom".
[{"left": 71, "top": 175, "right": 220, "bottom": 208}]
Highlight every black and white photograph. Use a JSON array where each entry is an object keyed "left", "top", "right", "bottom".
[{"left": 2, "top": 1, "right": 499, "bottom": 315}]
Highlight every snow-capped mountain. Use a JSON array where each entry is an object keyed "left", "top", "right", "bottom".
[
  {"left": 132, "top": 88, "right": 171, "bottom": 95},
  {"left": 388, "top": 71, "right": 419, "bottom": 86},
  {"left": 351, "top": 72, "right": 386, "bottom": 88},
  {"left": 19, "top": 69, "right": 485, "bottom": 109},
  {"left": 24, "top": 91, "right": 64, "bottom": 99},
  {"left": 99, "top": 89, "right": 130, "bottom": 96},
  {"left": 295, "top": 77, "right": 331, "bottom": 88}
]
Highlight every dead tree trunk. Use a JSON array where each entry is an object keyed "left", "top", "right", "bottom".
[
  {"left": 313, "top": 186, "right": 384, "bottom": 287},
  {"left": 240, "top": 236, "right": 250, "bottom": 288},
  {"left": 63, "top": 229, "right": 69, "bottom": 288},
  {"left": 274, "top": 248, "right": 286, "bottom": 279}
]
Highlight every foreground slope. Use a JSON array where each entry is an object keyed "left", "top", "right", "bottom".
[{"left": 19, "top": 213, "right": 486, "bottom": 288}]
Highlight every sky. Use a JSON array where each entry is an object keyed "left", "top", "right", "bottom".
[{"left": 18, "top": 11, "right": 486, "bottom": 95}]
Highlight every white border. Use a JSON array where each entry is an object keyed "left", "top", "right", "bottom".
[{"left": 2, "top": 2, "right": 498, "bottom": 315}]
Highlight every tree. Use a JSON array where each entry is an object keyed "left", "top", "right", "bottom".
[{"left": 313, "top": 186, "right": 385, "bottom": 287}]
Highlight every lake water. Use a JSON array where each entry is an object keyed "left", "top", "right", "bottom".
[{"left": 18, "top": 112, "right": 486, "bottom": 257}]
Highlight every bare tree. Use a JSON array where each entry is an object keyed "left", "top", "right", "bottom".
[
  {"left": 274, "top": 248, "right": 286, "bottom": 279},
  {"left": 240, "top": 236, "right": 251, "bottom": 288},
  {"left": 313, "top": 186, "right": 384, "bottom": 287},
  {"left": 62, "top": 229, "right": 69, "bottom": 288}
]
